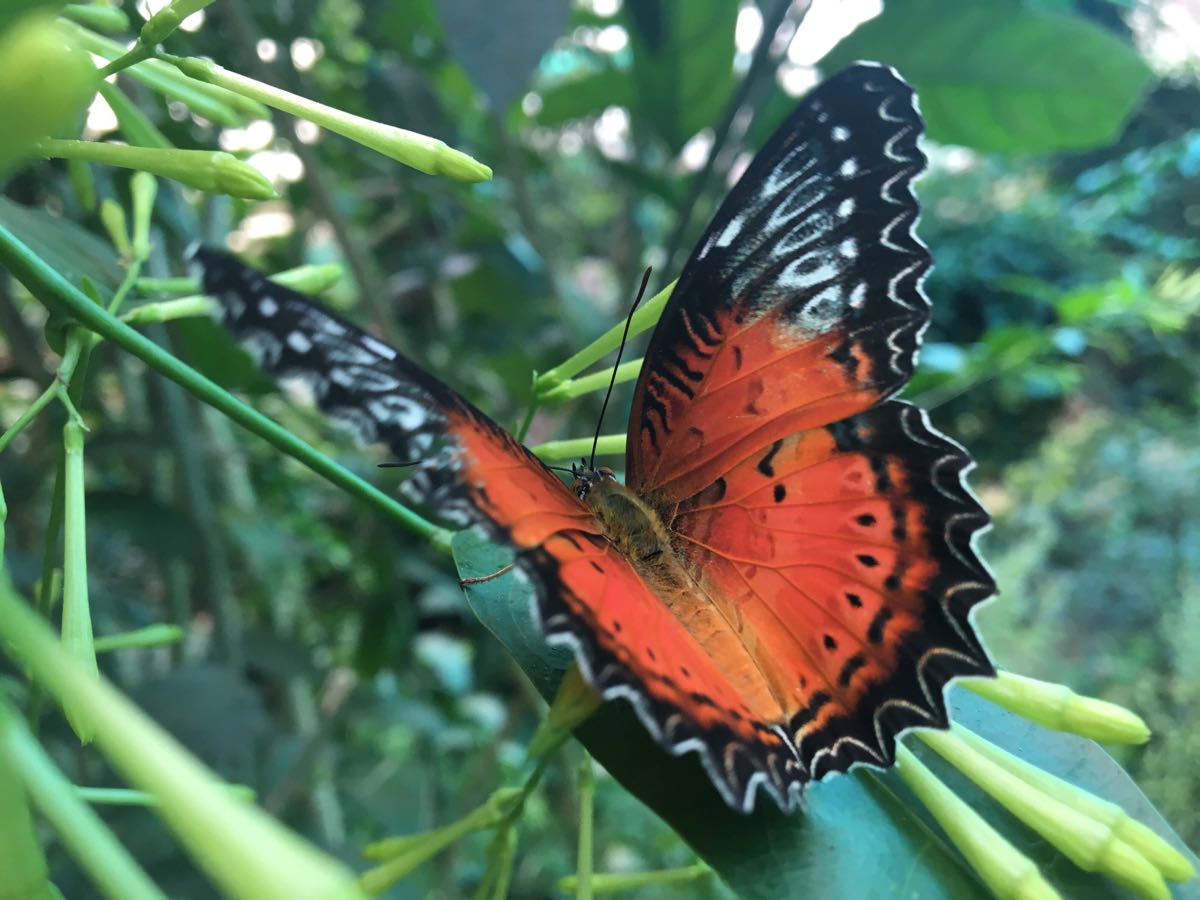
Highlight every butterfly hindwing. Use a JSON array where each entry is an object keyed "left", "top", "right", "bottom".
[{"left": 670, "top": 400, "right": 993, "bottom": 778}]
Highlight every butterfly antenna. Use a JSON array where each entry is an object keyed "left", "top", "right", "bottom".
[
  {"left": 589, "top": 267, "right": 652, "bottom": 471},
  {"left": 377, "top": 460, "right": 420, "bottom": 468},
  {"left": 544, "top": 463, "right": 576, "bottom": 475}
]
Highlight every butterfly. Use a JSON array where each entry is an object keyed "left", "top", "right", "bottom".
[{"left": 192, "top": 62, "right": 995, "bottom": 814}]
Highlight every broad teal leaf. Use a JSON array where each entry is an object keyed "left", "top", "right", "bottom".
[
  {"left": 821, "top": 0, "right": 1153, "bottom": 153},
  {"left": 453, "top": 527, "right": 1199, "bottom": 897}
]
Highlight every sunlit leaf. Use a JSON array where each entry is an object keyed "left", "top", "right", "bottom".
[{"left": 822, "top": 0, "right": 1153, "bottom": 153}]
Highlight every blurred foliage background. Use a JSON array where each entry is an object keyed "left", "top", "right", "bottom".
[{"left": 1, "top": 0, "right": 1198, "bottom": 896}]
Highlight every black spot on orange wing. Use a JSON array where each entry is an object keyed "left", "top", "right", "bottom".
[
  {"left": 670, "top": 400, "right": 995, "bottom": 782},
  {"left": 867, "top": 607, "right": 893, "bottom": 644},
  {"left": 757, "top": 439, "right": 783, "bottom": 477}
]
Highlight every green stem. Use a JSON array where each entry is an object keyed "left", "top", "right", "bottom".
[
  {"left": 514, "top": 395, "right": 539, "bottom": 444},
  {"left": 158, "top": 53, "right": 492, "bottom": 182},
  {"left": 97, "top": 82, "right": 172, "bottom": 150},
  {"left": 97, "top": 43, "right": 156, "bottom": 79},
  {"left": 962, "top": 672, "right": 1149, "bottom": 744},
  {"left": 947, "top": 725, "right": 1193, "bottom": 883},
  {"left": 0, "top": 382, "right": 60, "bottom": 455},
  {"left": 61, "top": 419, "right": 98, "bottom": 745},
  {"left": 0, "top": 225, "right": 450, "bottom": 552},
  {"left": 359, "top": 788, "right": 521, "bottom": 893},
  {"left": 557, "top": 863, "right": 711, "bottom": 894},
  {"left": 64, "top": 23, "right": 266, "bottom": 125},
  {"left": 575, "top": 755, "right": 594, "bottom": 900},
  {"left": 0, "top": 332, "right": 86, "bottom": 455},
  {"left": 0, "top": 699, "right": 166, "bottom": 900},
  {"left": 539, "top": 359, "right": 643, "bottom": 407},
  {"left": 535, "top": 280, "right": 675, "bottom": 389},
  {"left": 94, "top": 623, "right": 185, "bottom": 653},
  {"left": 60, "top": 3, "right": 131, "bottom": 32},
  {"left": 135, "top": 276, "right": 196, "bottom": 295},
  {"left": 0, "top": 699, "right": 53, "bottom": 900},
  {"left": 77, "top": 785, "right": 257, "bottom": 806},
  {"left": 894, "top": 744, "right": 1057, "bottom": 900},
  {"left": 119, "top": 296, "right": 217, "bottom": 327},
  {"left": 531, "top": 434, "right": 625, "bottom": 463},
  {"left": 919, "top": 729, "right": 1170, "bottom": 898},
  {"left": 0, "top": 586, "right": 367, "bottom": 900},
  {"left": 34, "top": 139, "right": 275, "bottom": 200}
]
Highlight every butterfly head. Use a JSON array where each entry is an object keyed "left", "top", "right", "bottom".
[{"left": 569, "top": 460, "right": 616, "bottom": 501}]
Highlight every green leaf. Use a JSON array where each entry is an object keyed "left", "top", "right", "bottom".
[
  {"left": 622, "top": 0, "right": 738, "bottom": 153},
  {"left": 535, "top": 65, "right": 634, "bottom": 128},
  {"left": 453, "top": 527, "right": 1200, "bottom": 898},
  {"left": 0, "top": 197, "right": 122, "bottom": 294},
  {"left": 821, "top": 0, "right": 1154, "bottom": 153}
]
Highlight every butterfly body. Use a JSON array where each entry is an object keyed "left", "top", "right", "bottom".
[
  {"left": 195, "top": 62, "right": 996, "bottom": 814},
  {"left": 579, "top": 475, "right": 670, "bottom": 565}
]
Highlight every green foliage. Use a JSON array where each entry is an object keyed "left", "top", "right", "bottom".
[
  {"left": 981, "top": 411, "right": 1200, "bottom": 848},
  {"left": 823, "top": 0, "right": 1154, "bottom": 152},
  {"left": 0, "top": 0, "right": 1197, "bottom": 897}
]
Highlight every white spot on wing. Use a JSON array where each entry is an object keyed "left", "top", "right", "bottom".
[
  {"left": 831, "top": 126, "right": 850, "bottom": 142},
  {"left": 840, "top": 158, "right": 858, "bottom": 178},
  {"left": 259, "top": 297, "right": 279, "bottom": 316},
  {"left": 715, "top": 214, "right": 745, "bottom": 248},
  {"left": 361, "top": 334, "right": 398, "bottom": 360},
  {"left": 287, "top": 331, "right": 313, "bottom": 353},
  {"left": 779, "top": 257, "right": 842, "bottom": 292}
]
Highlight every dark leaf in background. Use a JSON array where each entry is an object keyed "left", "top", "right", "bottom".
[
  {"left": 821, "top": 0, "right": 1154, "bottom": 152},
  {"left": 87, "top": 489, "right": 205, "bottom": 565},
  {"left": 130, "top": 664, "right": 268, "bottom": 783},
  {"left": 0, "top": 196, "right": 122, "bottom": 293},
  {"left": 623, "top": 0, "right": 738, "bottom": 153},
  {"left": 453, "top": 527, "right": 1200, "bottom": 898},
  {"left": 436, "top": 0, "right": 572, "bottom": 111},
  {"left": 168, "top": 315, "right": 277, "bottom": 394}
]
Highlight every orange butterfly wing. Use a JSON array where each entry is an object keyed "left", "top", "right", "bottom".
[
  {"left": 194, "top": 247, "right": 801, "bottom": 811},
  {"left": 669, "top": 401, "right": 992, "bottom": 778},
  {"left": 622, "top": 64, "right": 995, "bottom": 787}
]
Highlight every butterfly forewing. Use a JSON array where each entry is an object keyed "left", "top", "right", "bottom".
[{"left": 627, "top": 64, "right": 932, "bottom": 502}]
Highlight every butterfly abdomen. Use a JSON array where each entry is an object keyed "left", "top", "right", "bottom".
[{"left": 583, "top": 478, "right": 673, "bottom": 569}]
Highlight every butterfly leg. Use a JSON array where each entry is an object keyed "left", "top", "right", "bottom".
[{"left": 459, "top": 563, "right": 515, "bottom": 586}]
